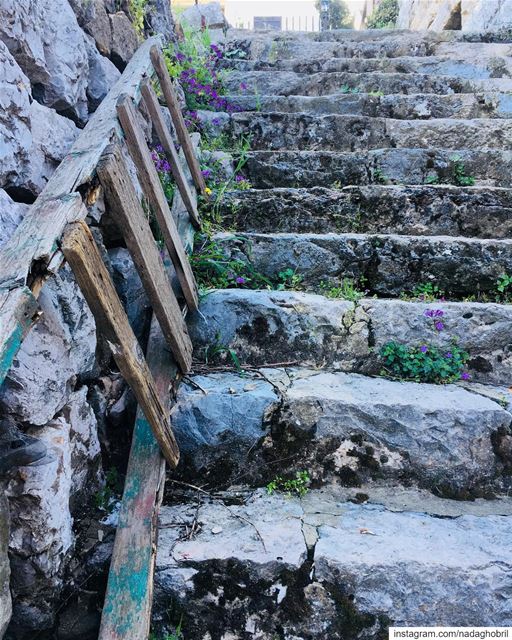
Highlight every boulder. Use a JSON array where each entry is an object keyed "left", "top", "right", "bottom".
[
  {"left": 0, "top": 0, "right": 89, "bottom": 123},
  {"left": 109, "top": 11, "right": 138, "bottom": 71},
  {"left": 145, "top": 0, "right": 176, "bottom": 42},
  {"left": 0, "top": 42, "right": 31, "bottom": 191},
  {"left": 75, "top": 0, "right": 112, "bottom": 56},
  {"left": 0, "top": 491, "right": 11, "bottom": 638},
  {"left": 0, "top": 265, "right": 97, "bottom": 426},
  {"left": 179, "top": 2, "right": 228, "bottom": 30},
  {"left": 462, "top": 0, "right": 512, "bottom": 31},
  {"left": 0, "top": 190, "right": 29, "bottom": 248},
  {"left": 397, "top": 0, "right": 461, "bottom": 29},
  {"left": 84, "top": 34, "right": 121, "bottom": 111}
]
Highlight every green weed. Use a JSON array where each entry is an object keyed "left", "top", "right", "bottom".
[{"left": 267, "top": 471, "right": 311, "bottom": 498}]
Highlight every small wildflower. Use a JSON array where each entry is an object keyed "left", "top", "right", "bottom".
[
  {"left": 240, "top": 82, "right": 248, "bottom": 91},
  {"left": 460, "top": 372, "right": 471, "bottom": 381},
  {"left": 201, "top": 169, "right": 212, "bottom": 179},
  {"left": 445, "top": 352, "right": 453, "bottom": 359},
  {"left": 420, "top": 345, "right": 428, "bottom": 353},
  {"left": 434, "top": 321, "right": 445, "bottom": 331},
  {"left": 235, "top": 276, "right": 246, "bottom": 285},
  {"left": 235, "top": 174, "right": 245, "bottom": 182},
  {"left": 205, "top": 187, "right": 212, "bottom": 196},
  {"left": 424, "top": 309, "right": 444, "bottom": 318}
]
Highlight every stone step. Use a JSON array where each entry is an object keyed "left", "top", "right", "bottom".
[
  {"left": 209, "top": 231, "right": 512, "bottom": 298},
  {"left": 220, "top": 186, "right": 512, "bottom": 239},
  {"left": 153, "top": 486, "right": 512, "bottom": 637},
  {"left": 189, "top": 290, "right": 512, "bottom": 386},
  {"left": 224, "top": 30, "right": 512, "bottom": 62},
  {"left": 171, "top": 368, "right": 512, "bottom": 496},
  {"left": 229, "top": 113, "right": 512, "bottom": 151},
  {"left": 232, "top": 55, "right": 512, "bottom": 79},
  {"left": 242, "top": 149, "right": 512, "bottom": 189},
  {"left": 225, "top": 70, "right": 512, "bottom": 97},
  {"left": 225, "top": 92, "right": 512, "bottom": 119}
]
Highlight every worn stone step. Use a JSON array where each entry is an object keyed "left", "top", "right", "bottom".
[
  {"left": 224, "top": 30, "right": 512, "bottom": 62},
  {"left": 225, "top": 92, "right": 512, "bottom": 119},
  {"left": 242, "top": 149, "right": 512, "bottom": 189},
  {"left": 189, "top": 290, "right": 512, "bottom": 386},
  {"left": 233, "top": 55, "right": 512, "bottom": 79},
  {"left": 153, "top": 486, "right": 512, "bottom": 638},
  {"left": 221, "top": 186, "right": 512, "bottom": 239},
  {"left": 210, "top": 231, "right": 512, "bottom": 298},
  {"left": 171, "top": 368, "right": 512, "bottom": 496},
  {"left": 229, "top": 113, "right": 512, "bottom": 151},
  {"left": 225, "top": 70, "right": 512, "bottom": 97}
]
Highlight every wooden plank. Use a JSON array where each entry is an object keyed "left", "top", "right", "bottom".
[
  {"left": 98, "top": 315, "right": 174, "bottom": 640},
  {"left": 0, "top": 287, "right": 39, "bottom": 386},
  {"left": 116, "top": 95, "right": 199, "bottom": 312},
  {"left": 0, "top": 37, "right": 161, "bottom": 294},
  {"left": 96, "top": 145, "right": 193, "bottom": 372},
  {"left": 140, "top": 79, "right": 202, "bottom": 229},
  {"left": 0, "top": 194, "right": 85, "bottom": 290},
  {"left": 150, "top": 45, "right": 208, "bottom": 196},
  {"left": 61, "top": 220, "right": 180, "bottom": 468}
]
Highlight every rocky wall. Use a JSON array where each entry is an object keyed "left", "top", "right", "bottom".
[
  {"left": 397, "top": 0, "right": 512, "bottom": 31},
  {"left": 0, "top": 1, "right": 174, "bottom": 637}
]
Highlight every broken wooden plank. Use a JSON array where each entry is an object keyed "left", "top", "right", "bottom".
[
  {"left": 150, "top": 45, "right": 208, "bottom": 196},
  {"left": 98, "top": 315, "right": 174, "bottom": 640},
  {"left": 61, "top": 220, "right": 180, "bottom": 468},
  {"left": 0, "top": 287, "right": 39, "bottom": 386},
  {"left": 140, "top": 78, "right": 202, "bottom": 229},
  {"left": 116, "top": 95, "right": 199, "bottom": 312},
  {"left": 0, "top": 193, "right": 85, "bottom": 290},
  {"left": 96, "top": 145, "right": 193, "bottom": 372}
]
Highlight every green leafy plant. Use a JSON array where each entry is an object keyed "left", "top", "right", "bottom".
[
  {"left": 425, "top": 174, "right": 440, "bottom": 185},
  {"left": 451, "top": 156, "right": 475, "bottom": 186},
  {"left": 401, "top": 282, "right": 445, "bottom": 302},
  {"left": 368, "top": 90, "right": 385, "bottom": 97},
  {"left": 320, "top": 278, "right": 366, "bottom": 301},
  {"left": 374, "top": 167, "right": 388, "bottom": 184},
  {"left": 366, "top": 0, "right": 399, "bottom": 29},
  {"left": 380, "top": 341, "right": 470, "bottom": 384},
  {"left": 94, "top": 467, "right": 119, "bottom": 511},
  {"left": 340, "top": 84, "right": 360, "bottom": 94},
  {"left": 275, "top": 268, "right": 304, "bottom": 291},
  {"left": 205, "top": 333, "right": 241, "bottom": 370},
  {"left": 129, "top": 0, "right": 147, "bottom": 39},
  {"left": 496, "top": 273, "right": 512, "bottom": 302},
  {"left": 267, "top": 471, "right": 311, "bottom": 498},
  {"left": 150, "top": 619, "right": 184, "bottom": 640}
]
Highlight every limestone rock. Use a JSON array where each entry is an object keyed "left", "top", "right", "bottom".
[
  {"left": 145, "top": 0, "right": 176, "bottom": 42},
  {"left": 397, "top": 0, "right": 461, "bottom": 30},
  {"left": 179, "top": 2, "right": 228, "bottom": 30},
  {"left": 0, "top": 0, "right": 89, "bottom": 123},
  {"left": 84, "top": 34, "right": 121, "bottom": 111},
  {"left": 0, "top": 42, "right": 31, "bottom": 190},
  {"left": 0, "top": 492, "right": 11, "bottom": 638},
  {"left": 76, "top": 0, "right": 112, "bottom": 56},
  {"left": 463, "top": 0, "right": 512, "bottom": 31},
  {"left": 0, "top": 190, "right": 29, "bottom": 248},
  {"left": 0, "top": 265, "right": 97, "bottom": 426},
  {"left": 109, "top": 11, "right": 138, "bottom": 70}
]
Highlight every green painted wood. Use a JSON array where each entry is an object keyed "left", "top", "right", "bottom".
[
  {"left": 0, "top": 287, "right": 39, "bottom": 386},
  {"left": 98, "top": 314, "right": 176, "bottom": 640}
]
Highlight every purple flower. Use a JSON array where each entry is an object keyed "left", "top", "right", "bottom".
[
  {"left": 176, "top": 52, "right": 186, "bottom": 63},
  {"left": 201, "top": 169, "right": 212, "bottom": 179},
  {"left": 434, "top": 321, "right": 444, "bottom": 331},
  {"left": 460, "top": 372, "right": 471, "bottom": 381},
  {"left": 424, "top": 309, "right": 444, "bottom": 318},
  {"left": 235, "top": 276, "right": 246, "bottom": 285},
  {"left": 420, "top": 345, "right": 428, "bottom": 353},
  {"left": 235, "top": 174, "right": 245, "bottom": 183},
  {"left": 445, "top": 352, "right": 453, "bottom": 359},
  {"left": 240, "top": 82, "right": 248, "bottom": 91}
]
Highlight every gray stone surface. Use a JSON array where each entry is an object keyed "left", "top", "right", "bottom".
[
  {"left": 0, "top": 0, "right": 89, "bottom": 122},
  {"left": 0, "top": 491, "right": 11, "bottom": 638},
  {"left": 221, "top": 185, "right": 512, "bottom": 238},
  {"left": 189, "top": 291, "right": 512, "bottom": 385},
  {"left": 0, "top": 190, "right": 29, "bottom": 248},
  {"left": 0, "top": 265, "right": 96, "bottom": 426},
  {"left": 0, "top": 42, "right": 32, "bottom": 190},
  {"left": 145, "top": 0, "right": 176, "bottom": 42},
  {"left": 84, "top": 34, "right": 121, "bottom": 111},
  {"left": 229, "top": 112, "right": 512, "bottom": 151},
  {"left": 244, "top": 148, "right": 512, "bottom": 189},
  {"left": 109, "top": 11, "right": 138, "bottom": 70},
  {"left": 154, "top": 488, "right": 512, "bottom": 637},
  {"left": 214, "top": 231, "right": 512, "bottom": 297}
]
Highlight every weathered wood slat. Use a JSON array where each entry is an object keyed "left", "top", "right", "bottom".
[
  {"left": 0, "top": 287, "right": 39, "bottom": 386},
  {"left": 140, "top": 79, "right": 202, "bottom": 229},
  {"left": 0, "top": 194, "right": 85, "bottom": 291},
  {"left": 98, "top": 315, "right": 174, "bottom": 640},
  {"left": 150, "top": 45, "right": 208, "bottom": 196},
  {"left": 116, "top": 95, "right": 199, "bottom": 312},
  {"left": 96, "top": 145, "right": 193, "bottom": 372},
  {"left": 61, "top": 220, "right": 180, "bottom": 467}
]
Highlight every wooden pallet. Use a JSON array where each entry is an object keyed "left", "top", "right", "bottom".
[{"left": 0, "top": 38, "right": 206, "bottom": 639}]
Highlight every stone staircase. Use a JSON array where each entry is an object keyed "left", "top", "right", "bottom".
[{"left": 152, "top": 29, "right": 512, "bottom": 638}]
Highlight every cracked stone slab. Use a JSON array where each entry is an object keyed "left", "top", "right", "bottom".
[
  {"left": 189, "top": 290, "right": 512, "bottom": 385},
  {"left": 213, "top": 231, "right": 512, "bottom": 298},
  {"left": 243, "top": 149, "right": 512, "bottom": 189},
  {"left": 221, "top": 185, "right": 512, "bottom": 238},
  {"left": 228, "top": 112, "right": 512, "bottom": 151},
  {"left": 154, "top": 488, "right": 512, "bottom": 637}
]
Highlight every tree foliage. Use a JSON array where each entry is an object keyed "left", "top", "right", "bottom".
[
  {"left": 315, "top": 0, "right": 353, "bottom": 30},
  {"left": 366, "top": 0, "right": 399, "bottom": 29}
]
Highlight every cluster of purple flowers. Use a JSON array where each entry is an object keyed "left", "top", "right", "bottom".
[{"left": 424, "top": 308, "right": 445, "bottom": 332}]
